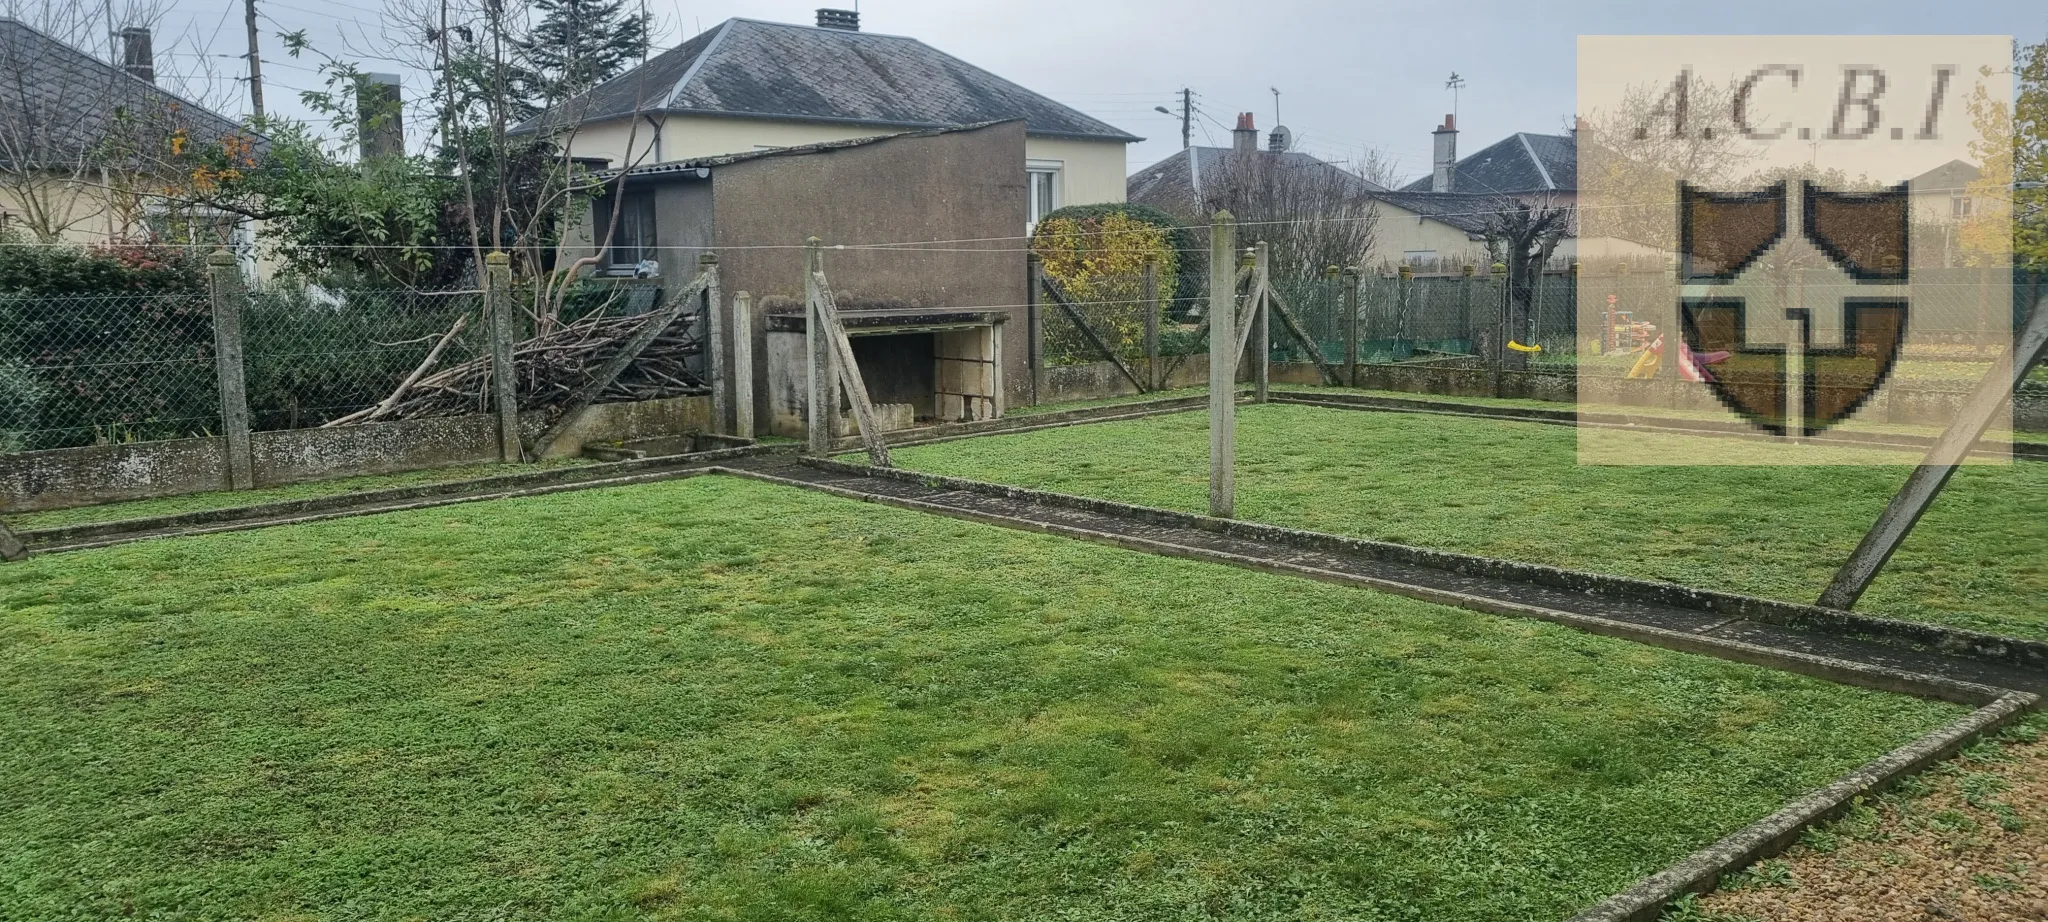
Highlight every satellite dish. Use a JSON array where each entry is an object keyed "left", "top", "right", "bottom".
[{"left": 1268, "top": 125, "right": 1293, "bottom": 153}]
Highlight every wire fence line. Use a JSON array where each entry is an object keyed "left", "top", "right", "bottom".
[{"left": 1042, "top": 266, "right": 2048, "bottom": 392}]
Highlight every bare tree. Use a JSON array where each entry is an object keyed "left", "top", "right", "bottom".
[
  {"left": 1482, "top": 194, "right": 1572, "bottom": 368},
  {"left": 1202, "top": 149, "right": 1383, "bottom": 281}
]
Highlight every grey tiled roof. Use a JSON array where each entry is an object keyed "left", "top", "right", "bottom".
[
  {"left": 517, "top": 18, "right": 1138, "bottom": 143},
  {"left": 1127, "top": 146, "right": 1385, "bottom": 214},
  {"left": 1398, "top": 131, "right": 1576, "bottom": 194},
  {"left": 0, "top": 18, "right": 252, "bottom": 168},
  {"left": 1365, "top": 191, "right": 1500, "bottom": 236}
]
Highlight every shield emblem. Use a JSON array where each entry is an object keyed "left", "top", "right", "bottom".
[{"left": 1675, "top": 181, "right": 1911, "bottom": 436}]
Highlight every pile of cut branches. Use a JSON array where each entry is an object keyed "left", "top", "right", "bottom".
[{"left": 325, "top": 306, "right": 706, "bottom": 427}]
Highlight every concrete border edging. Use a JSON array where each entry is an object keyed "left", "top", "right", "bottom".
[
  {"left": 14, "top": 445, "right": 776, "bottom": 555},
  {"left": 739, "top": 463, "right": 2013, "bottom": 705},
  {"left": 804, "top": 459, "right": 2048, "bottom": 671},
  {"left": 825, "top": 394, "right": 1216, "bottom": 454},
  {"left": 1566, "top": 691, "right": 2039, "bottom": 922}
]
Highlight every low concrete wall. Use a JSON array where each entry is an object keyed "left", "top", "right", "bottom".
[
  {"left": 2, "top": 395, "right": 713, "bottom": 513},
  {"left": 1311, "top": 362, "right": 2048, "bottom": 432},
  {"left": 1038, "top": 355, "right": 1211, "bottom": 405}
]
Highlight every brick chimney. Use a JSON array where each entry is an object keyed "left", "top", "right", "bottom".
[
  {"left": 355, "top": 73, "right": 404, "bottom": 160},
  {"left": 1233, "top": 112, "right": 1258, "bottom": 154},
  {"left": 119, "top": 27, "right": 154, "bottom": 83},
  {"left": 1431, "top": 114, "right": 1458, "bottom": 193},
  {"left": 816, "top": 8, "right": 859, "bottom": 30}
]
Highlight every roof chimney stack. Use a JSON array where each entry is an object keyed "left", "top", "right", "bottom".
[
  {"left": 1233, "top": 112, "right": 1258, "bottom": 154},
  {"left": 1431, "top": 113, "right": 1458, "bottom": 193},
  {"left": 119, "top": 27, "right": 154, "bottom": 83},
  {"left": 355, "top": 73, "right": 404, "bottom": 161},
  {"left": 816, "top": 9, "right": 859, "bottom": 30}
]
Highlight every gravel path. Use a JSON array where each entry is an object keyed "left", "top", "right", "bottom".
[{"left": 1682, "top": 719, "right": 2047, "bottom": 922}]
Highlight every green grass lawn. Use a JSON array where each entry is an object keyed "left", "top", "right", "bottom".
[
  {"left": 3, "top": 458, "right": 594, "bottom": 532},
  {"left": 887, "top": 404, "right": 2048, "bottom": 641},
  {"left": 0, "top": 476, "right": 1960, "bottom": 921}
]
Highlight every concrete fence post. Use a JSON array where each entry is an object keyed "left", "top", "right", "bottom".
[
  {"left": 1396, "top": 263, "right": 1413, "bottom": 362},
  {"left": 1343, "top": 266, "right": 1360, "bottom": 388},
  {"left": 1460, "top": 263, "right": 1476, "bottom": 357},
  {"left": 485, "top": 253, "right": 522, "bottom": 462},
  {"left": 1490, "top": 261, "right": 1509, "bottom": 399},
  {"left": 702, "top": 252, "right": 728, "bottom": 435},
  {"left": 732, "top": 291, "right": 756, "bottom": 439},
  {"left": 805, "top": 238, "right": 834, "bottom": 456},
  {"left": 1142, "top": 256, "right": 1161, "bottom": 391},
  {"left": 1208, "top": 210, "right": 1237, "bottom": 519},
  {"left": 206, "top": 250, "right": 254, "bottom": 490},
  {"left": 1027, "top": 254, "right": 1044, "bottom": 405}
]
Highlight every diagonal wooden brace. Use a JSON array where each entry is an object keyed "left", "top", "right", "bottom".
[
  {"left": 810, "top": 272, "right": 893, "bottom": 467},
  {"left": 1818, "top": 290, "right": 2048, "bottom": 610},
  {"left": 0, "top": 520, "right": 26, "bottom": 562},
  {"left": 1265, "top": 287, "right": 1344, "bottom": 386},
  {"left": 1041, "top": 276, "right": 1148, "bottom": 393}
]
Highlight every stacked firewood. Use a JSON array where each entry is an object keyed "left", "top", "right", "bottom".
[{"left": 326, "top": 308, "right": 706, "bottom": 427}]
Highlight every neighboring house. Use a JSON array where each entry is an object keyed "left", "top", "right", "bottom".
[
  {"left": 0, "top": 19, "right": 256, "bottom": 255},
  {"left": 1909, "top": 160, "right": 1988, "bottom": 267},
  {"left": 579, "top": 121, "right": 1030, "bottom": 437},
  {"left": 515, "top": 10, "right": 1139, "bottom": 233},
  {"left": 1126, "top": 112, "right": 1385, "bottom": 215},
  {"left": 1371, "top": 116, "right": 1659, "bottom": 269}
]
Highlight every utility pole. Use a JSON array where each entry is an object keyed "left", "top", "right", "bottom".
[
  {"left": 1155, "top": 89, "right": 1194, "bottom": 149},
  {"left": 244, "top": 0, "right": 265, "bottom": 121}
]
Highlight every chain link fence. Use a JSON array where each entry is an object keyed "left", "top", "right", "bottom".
[
  {"left": 244, "top": 288, "right": 487, "bottom": 431},
  {"left": 0, "top": 290, "right": 220, "bottom": 452},
  {"left": 1038, "top": 269, "right": 1210, "bottom": 372}
]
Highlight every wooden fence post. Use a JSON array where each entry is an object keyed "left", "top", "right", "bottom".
[
  {"left": 703, "top": 252, "right": 728, "bottom": 436},
  {"left": 732, "top": 291, "right": 756, "bottom": 439},
  {"left": 1209, "top": 211, "right": 1237, "bottom": 519},
  {"left": 805, "top": 239, "right": 834, "bottom": 456},
  {"left": 207, "top": 250, "right": 254, "bottom": 489},
  {"left": 1027, "top": 254, "right": 1044, "bottom": 405},
  {"left": 1142, "top": 256, "right": 1161, "bottom": 390},
  {"left": 484, "top": 253, "right": 522, "bottom": 462},
  {"left": 1343, "top": 266, "right": 1360, "bottom": 388},
  {"left": 1252, "top": 242, "right": 1270, "bottom": 403}
]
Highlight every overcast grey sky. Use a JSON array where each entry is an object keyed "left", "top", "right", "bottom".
[{"left": 136, "top": 0, "right": 2045, "bottom": 185}]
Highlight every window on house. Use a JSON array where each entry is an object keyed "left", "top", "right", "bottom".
[
  {"left": 1951, "top": 196, "right": 1973, "bottom": 218},
  {"left": 607, "top": 191, "right": 658, "bottom": 269},
  {"left": 1403, "top": 249, "right": 1439, "bottom": 265},
  {"left": 1027, "top": 161, "right": 1062, "bottom": 232}
]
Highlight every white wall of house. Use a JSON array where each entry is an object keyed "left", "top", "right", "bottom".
[
  {"left": 1365, "top": 202, "right": 1488, "bottom": 268},
  {"left": 557, "top": 114, "right": 1128, "bottom": 214}
]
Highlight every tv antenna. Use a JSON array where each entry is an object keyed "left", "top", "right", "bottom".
[
  {"left": 1271, "top": 86, "right": 1281, "bottom": 126},
  {"left": 1446, "top": 72, "right": 1466, "bottom": 123}
]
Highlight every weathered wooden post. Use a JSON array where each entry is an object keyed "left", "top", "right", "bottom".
[
  {"left": 484, "top": 252, "right": 521, "bottom": 462},
  {"left": 805, "top": 238, "right": 835, "bottom": 456},
  {"left": 702, "top": 252, "right": 728, "bottom": 436},
  {"left": 1027, "top": 254, "right": 1044, "bottom": 405},
  {"left": 731, "top": 291, "right": 756, "bottom": 439},
  {"left": 1343, "top": 266, "right": 1360, "bottom": 388},
  {"left": 1209, "top": 211, "right": 1236, "bottom": 519},
  {"left": 1252, "top": 242, "right": 1270, "bottom": 403},
  {"left": 206, "top": 250, "right": 255, "bottom": 489},
  {"left": 1142, "top": 255, "right": 1161, "bottom": 390}
]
